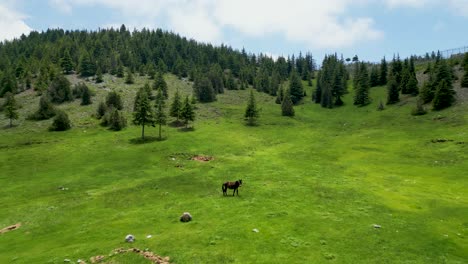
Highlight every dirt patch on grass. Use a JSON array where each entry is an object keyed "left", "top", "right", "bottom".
[
  {"left": 88, "top": 248, "right": 170, "bottom": 264},
  {"left": 192, "top": 155, "right": 213, "bottom": 162},
  {"left": 0, "top": 223, "right": 21, "bottom": 234}
]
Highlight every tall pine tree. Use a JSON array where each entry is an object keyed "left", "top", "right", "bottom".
[
  {"left": 244, "top": 89, "right": 259, "bottom": 125},
  {"left": 354, "top": 63, "right": 371, "bottom": 106},
  {"left": 181, "top": 95, "right": 195, "bottom": 128},
  {"left": 289, "top": 70, "right": 304, "bottom": 105},
  {"left": 3, "top": 92, "right": 19, "bottom": 127},
  {"left": 133, "top": 88, "right": 154, "bottom": 139},
  {"left": 154, "top": 88, "right": 167, "bottom": 140}
]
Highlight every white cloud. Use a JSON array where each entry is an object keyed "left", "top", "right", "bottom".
[
  {"left": 384, "top": 0, "right": 432, "bottom": 8},
  {"left": 447, "top": 0, "right": 468, "bottom": 17},
  {"left": 0, "top": 4, "right": 32, "bottom": 42},
  {"left": 49, "top": 0, "right": 72, "bottom": 14}
]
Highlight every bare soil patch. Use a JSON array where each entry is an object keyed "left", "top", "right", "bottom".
[
  {"left": 0, "top": 223, "right": 21, "bottom": 234},
  {"left": 88, "top": 248, "right": 170, "bottom": 264},
  {"left": 192, "top": 155, "right": 213, "bottom": 162}
]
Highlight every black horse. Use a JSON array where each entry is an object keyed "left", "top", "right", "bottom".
[{"left": 222, "top": 179, "right": 242, "bottom": 196}]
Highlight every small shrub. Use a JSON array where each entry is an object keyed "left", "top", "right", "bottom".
[
  {"left": 96, "top": 101, "right": 107, "bottom": 119},
  {"left": 49, "top": 110, "right": 71, "bottom": 131},
  {"left": 28, "top": 96, "right": 56, "bottom": 120},
  {"left": 377, "top": 100, "right": 385, "bottom": 111},
  {"left": 411, "top": 99, "right": 427, "bottom": 116},
  {"left": 109, "top": 109, "right": 127, "bottom": 131},
  {"left": 106, "top": 91, "right": 123, "bottom": 110}
]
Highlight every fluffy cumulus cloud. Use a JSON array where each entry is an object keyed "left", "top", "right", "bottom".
[{"left": 0, "top": 4, "right": 32, "bottom": 41}]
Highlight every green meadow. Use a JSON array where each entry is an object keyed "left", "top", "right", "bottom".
[{"left": 0, "top": 75, "right": 467, "bottom": 263}]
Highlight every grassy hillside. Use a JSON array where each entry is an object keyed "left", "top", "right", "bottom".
[{"left": 0, "top": 74, "right": 467, "bottom": 263}]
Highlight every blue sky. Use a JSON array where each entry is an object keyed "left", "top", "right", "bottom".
[{"left": 1, "top": 0, "right": 468, "bottom": 62}]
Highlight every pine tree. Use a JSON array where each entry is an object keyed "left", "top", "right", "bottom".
[
  {"left": 181, "top": 95, "right": 195, "bottom": 128},
  {"left": 276, "top": 86, "right": 284, "bottom": 104},
  {"left": 289, "top": 70, "right": 304, "bottom": 105},
  {"left": 244, "top": 89, "right": 259, "bottom": 125},
  {"left": 106, "top": 91, "right": 123, "bottom": 110},
  {"left": 461, "top": 71, "right": 468, "bottom": 88},
  {"left": 61, "top": 50, "right": 73, "bottom": 74},
  {"left": 47, "top": 75, "right": 73, "bottom": 103},
  {"left": 462, "top": 52, "right": 468, "bottom": 70},
  {"left": 116, "top": 65, "right": 125, "bottom": 78},
  {"left": 379, "top": 57, "right": 388, "bottom": 85},
  {"left": 81, "top": 84, "right": 92, "bottom": 105},
  {"left": 313, "top": 70, "right": 322, "bottom": 104},
  {"left": 387, "top": 73, "right": 400, "bottom": 104},
  {"left": 153, "top": 72, "right": 168, "bottom": 98},
  {"left": 154, "top": 88, "right": 167, "bottom": 140},
  {"left": 411, "top": 98, "right": 427, "bottom": 116},
  {"left": 133, "top": 88, "right": 154, "bottom": 139},
  {"left": 3, "top": 92, "right": 19, "bottom": 127},
  {"left": 29, "top": 95, "right": 56, "bottom": 120},
  {"left": 95, "top": 67, "right": 104, "bottom": 83},
  {"left": 208, "top": 64, "right": 225, "bottom": 94},
  {"left": 400, "top": 68, "right": 410, "bottom": 94},
  {"left": 321, "top": 83, "right": 333, "bottom": 108},
  {"left": 370, "top": 66, "right": 380, "bottom": 87},
  {"left": 194, "top": 77, "right": 216, "bottom": 103},
  {"left": 420, "top": 82, "right": 435, "bottom": 103},
  {"left": 108, "top": 109, "right": 127, "bottom": 131},
  {"left": 433, "top": 80, "right": 455, "bottom": 110},
  {"left": 125, "top": 69, "right": 135, "bottom": 84},
  {"left": 170, "top": 89, "right": 182, "bottom": 121},
  {"left": 96, "top": 101, "right": 107, "bottom": 119},
  {"left": 49, "top": 110, "right": 71, "bottom": 131},
  {"left": 147, "top": 64, "right": 156, "bottom": 79},
  {"left": 79, "top": 52, "right": 96, "bottom": 77},
  {"left": 406, "top": 74, "right": 419, "bottom": 96},
  {"left": 0, "top": 70, "right": 17, "bottom": 97},
  {"left": 354, "top": 63, "right": 371, "bottom": 106},
  {"left": 281, "top": 90, "right": 295, "bottom": 116}
]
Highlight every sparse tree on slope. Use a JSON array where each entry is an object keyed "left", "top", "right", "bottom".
[
  {"left": 245, "top": 89, "right": 259, "bottom": 125},
  {"left": 380, "top": 57, "right": 388, "bottom": 86},
  {"left": 49, "top": 110, "right": 71, "bottom": 131},
  {"left": 133, "top": 89, "right": 154, "bottom": 139},
  {"left": 433, "top": 80, "right": 455, "bottom": 110},
  {"left": 3, "top": 92, "right": 19, "bottom": 127},
  {"left": 153, "top": 72, "right": 168, "bottom": 98},
  {"left": 181, "top": 95, "right": 195, "bottom": 128},
  {"left": 289, "top": 69, "right": 304, "bottom": 105},
  {"left": 281, "top": 90, "right": 295, "bottom": 116},
  {"left": 387, "top": 73, "right": 400, "bottom": 104},
  {"left": 354, "top": 63, "right": 371, "bottom": 106},
  {"left": 170, "top": 89, "right": 182, "bottom": 121},
  {"left": 154, "top": 88, "right": 167, "bottom": 140}
]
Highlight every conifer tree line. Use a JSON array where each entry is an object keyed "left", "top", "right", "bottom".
[
  {"left": 313, "top": 54, "right": 348, "bottom": 108},
  {"left": 0, "top": 25, "right": 315, "bottom": 100}
]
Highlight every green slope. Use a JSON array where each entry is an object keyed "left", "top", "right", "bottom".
[{"left": 0, "top": 74, "right": 467, "bottom": 263}]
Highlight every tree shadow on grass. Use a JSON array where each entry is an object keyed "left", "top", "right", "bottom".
[
  {"left": 179, "top": 127, "right": 195, "bottom": 132},
  {"left": 2, "top": 124, "right": 18, "bottom": 129},
  {"left": 169, "top": 120, "right": 185, "bottom": 128},
  {"left": 129, "top": 136, "right": 166, "bottom": 144}
]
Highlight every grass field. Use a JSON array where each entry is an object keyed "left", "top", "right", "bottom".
[{"left": 0, "top": 74, "right": 467, "bottom": 263}]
